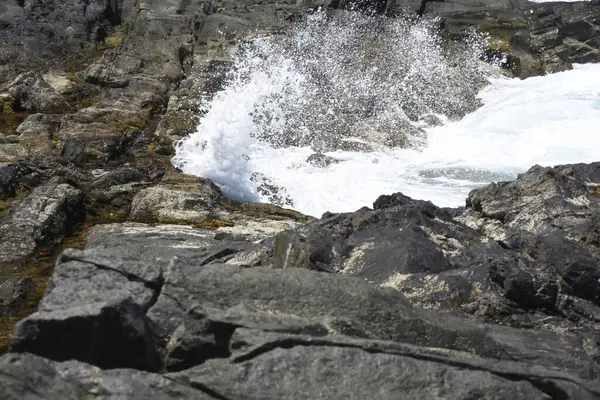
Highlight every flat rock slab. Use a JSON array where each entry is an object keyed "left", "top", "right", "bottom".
[
  {"left": 85, "top": 222, "right": 272, "bottom": 267},
  {"left": 0, "top": 353, "right": 213, "bottom": 400}
]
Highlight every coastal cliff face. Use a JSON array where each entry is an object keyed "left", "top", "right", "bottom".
[{"left": 1, "top": 0, "right": 600, "bottom": 398}]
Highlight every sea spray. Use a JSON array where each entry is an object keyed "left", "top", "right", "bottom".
[{"left": 173, "top": 10, "right": 491, "bottom": 203}]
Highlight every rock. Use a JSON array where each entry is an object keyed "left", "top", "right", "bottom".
[
  {"left": 0, "top": 156, "right": 66, "bottom": 200},
  {"left": 148, "top": 261, "right": 598, "bottom": 378},
  {"left": 172, "top": 330, "right": 598, "bottom": 399},
  {"left": 85, "top": 222, "right": 270, "bottom": 267},
  {"left": 14, "top": 114, "right": 63, "bottom": 159},
  {"left": 0, "top": 353, "right": 211, "bottom": 399},
  {"left": 331, "top": 0, "right": 422, "bottom": 16},
  {"left": 11, "top": 296, "right": 161, "bottom": 371},
  {"left": 1, "top": 72, "right": 69, "bottom": 113},
  {"left": 39, "top": 248, "right": 163, "bottom": 312},
  {"left": 0, "top": 278, "right": 35, "bottom": 318},
  {"left": 306, "top": 153, "right": 340, "bottom": 167},
  {"left": 0, "top": 180, "right": 85, "bottom": 267},
  {"left": 423, "top": 0, "right": 600, "bottom": 77},
  {"left": 11, "top": 245, "right": 600, "bottom": 383},
  {"left": 466, "top": 162, "right": 600, "bottom": 235},
  {"left": 0, "top": 0, "right": 123, "bottom": 86},
  {"left": 130, "top": 182, "right": 222, "bottom": 224}
]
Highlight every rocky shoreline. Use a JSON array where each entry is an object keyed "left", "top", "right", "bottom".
[{"left": 1, "top": 0, "right": 600, "bottom": 398}]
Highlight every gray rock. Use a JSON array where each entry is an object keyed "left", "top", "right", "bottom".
[
  {"left": 1, "top": 71, "right": 69, "bottom": 113},
  {"left": 39, "top": 248, "right": 162, "bottom": 312},
  {"left": 172, "top": 329, "right": 598, "bottom": 399},
  {"left": 0, "top": 0, "right": 122, "bottom": 85},
  {"left": 148, "top": 262, "right": 598, "bottom": 378},
  {"left": 462, "top": 162, "right": 600, "bottom": 312},
  {"left": 0, "top": 278, "right": 35, "bottom": 318},
  {"left": 467, "top": 162, "right": 600, "bottom": 235},
  {"left": 130, "top": 183, "right": 222, "bottom": 224},
  {"left": 10, "top": 296, "right": 161, "bottom": 371},
  {"left": 0, "top": 156, "right": 67, "bottom": 200},
  {"left": 85, "top": 222, "right": 267, "bottom": 267},
  {"left": 0, "top": 180, "right": 85, "bottom": 267},
  {"left": 0, "top": 353, "right": 212, "bottom": 399}
]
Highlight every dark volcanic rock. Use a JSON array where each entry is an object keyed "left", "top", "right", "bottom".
[
  {"left": 5, "top": 159, "right": 600, "bottom": 398},
  {"left": 2, "top": 0, "right": 600, "bottom": 397},
  {"left": 0, "top": 156, "right": 67, "bottom": 200},
  {"left": 0, "top": 353, "right": 211, "bottom": 399},
  {"left": 467, "top": 162, "right": 600, "bottom": 235},
  {"left": 459, "top": 162, "right": 600, "bottom": 322},
  {"left": 172, "top": 330, "right": 598, "bottom": 399},
  {"left": 11, "top": 296, "right": 161, "bottom": 371}
]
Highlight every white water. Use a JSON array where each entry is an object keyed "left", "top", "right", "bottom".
[{"left": 174, "top": 14, "right": 600, "bottom": 217}]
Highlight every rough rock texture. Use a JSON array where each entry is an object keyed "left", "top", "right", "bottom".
[
  {"left": 0, "top": 180, "right": 85, "bottom": 267},
  {"left": 273, "top": 163, "right": 600, "bottom": 336},
  {"left": 130, "top": 180, "right": 222, "bottom": 224},
  {"left": 0, "top": 353, "right": 212, "bottom": 400},
  {"left": 4, "top": 243, "right": 600, "bottom": 398},
  {"left": 0, "top": 278, "right": 35, "bottom": 318},
  {"left": 423, "top": 0, "right": 600, "bottom": 76},
  {"left": 1, "top": 0, "right": 600, "bottom": 398},
  {"left": 11, "top": 296, "right": 161, "bottom": 371}
]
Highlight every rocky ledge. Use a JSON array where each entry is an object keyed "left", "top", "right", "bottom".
[
  {"left": 1, "top": 0, "right": 600, "bottom": 398},
  {"left": 0, "top": 161, "right": 599, "bottom": 399}
]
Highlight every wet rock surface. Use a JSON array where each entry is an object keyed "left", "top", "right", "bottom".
[{"left": 1, "top": 0, "right": 600, "bottom": 398}]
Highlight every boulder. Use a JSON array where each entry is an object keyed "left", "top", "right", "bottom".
[
  {"left": 0, "top": 180, "right": 85, "bottom": 267},
  {"left": 1, "top": 72, "right": 69, "bottom": 113},
  {"left": 0, "top": 278, "right": 35, "bottom": 318},
  {"left": 130, "top": 182, "right": 222, "bottom": 224}
]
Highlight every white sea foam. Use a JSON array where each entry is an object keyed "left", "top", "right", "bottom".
[{"left": 173, "top": 11, "right": 600, "bottom": 217}]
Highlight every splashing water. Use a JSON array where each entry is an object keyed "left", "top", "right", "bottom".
[{"left": 173, "top": 10, "right": 600, "bottom": 217}]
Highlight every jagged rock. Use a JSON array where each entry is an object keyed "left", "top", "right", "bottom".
[
  {"left": 271, "top": 184, "right": 600, "bottom": 333},
  {"left": 0, "top": 278, "right": 35, "bottom": 318},
  {"left": 459, "top": 162, "right": 600, "bottom": 311},
  {"left": 148, "top": 261, "right": 598, "bottom": 378},
  {"left": 0, "top": 180, "right": 85, "bottom": 267},
  {"left": 8, "top": 246, "right": 599, "bottom": 383},
  {"left": 1, "top": 72, "right": 69, "bottom": 113},
  {"left": 424, "top": 0, "right": 600, "bottom": 77},
  {"left": 306, "top": 153, "right": 340, "bottom": 167},
  {"left": 0, "top": 156, "right": 67, "bottom": 200},
  {"left": 0, "top": 353, "right": 211, "bottom": 399},
  {"left": 11, "top": 296, "right": 161, "bottom": 371},
  {"left": 331, "top": 0, "right": 423, "bottom": 16},
  {"left": 467, "top": 162, "right": 600, "bottom": 235}
]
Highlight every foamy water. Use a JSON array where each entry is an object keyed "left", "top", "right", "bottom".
[{"left": 174, "top": 12, "right": 600, "bottom": 217}]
